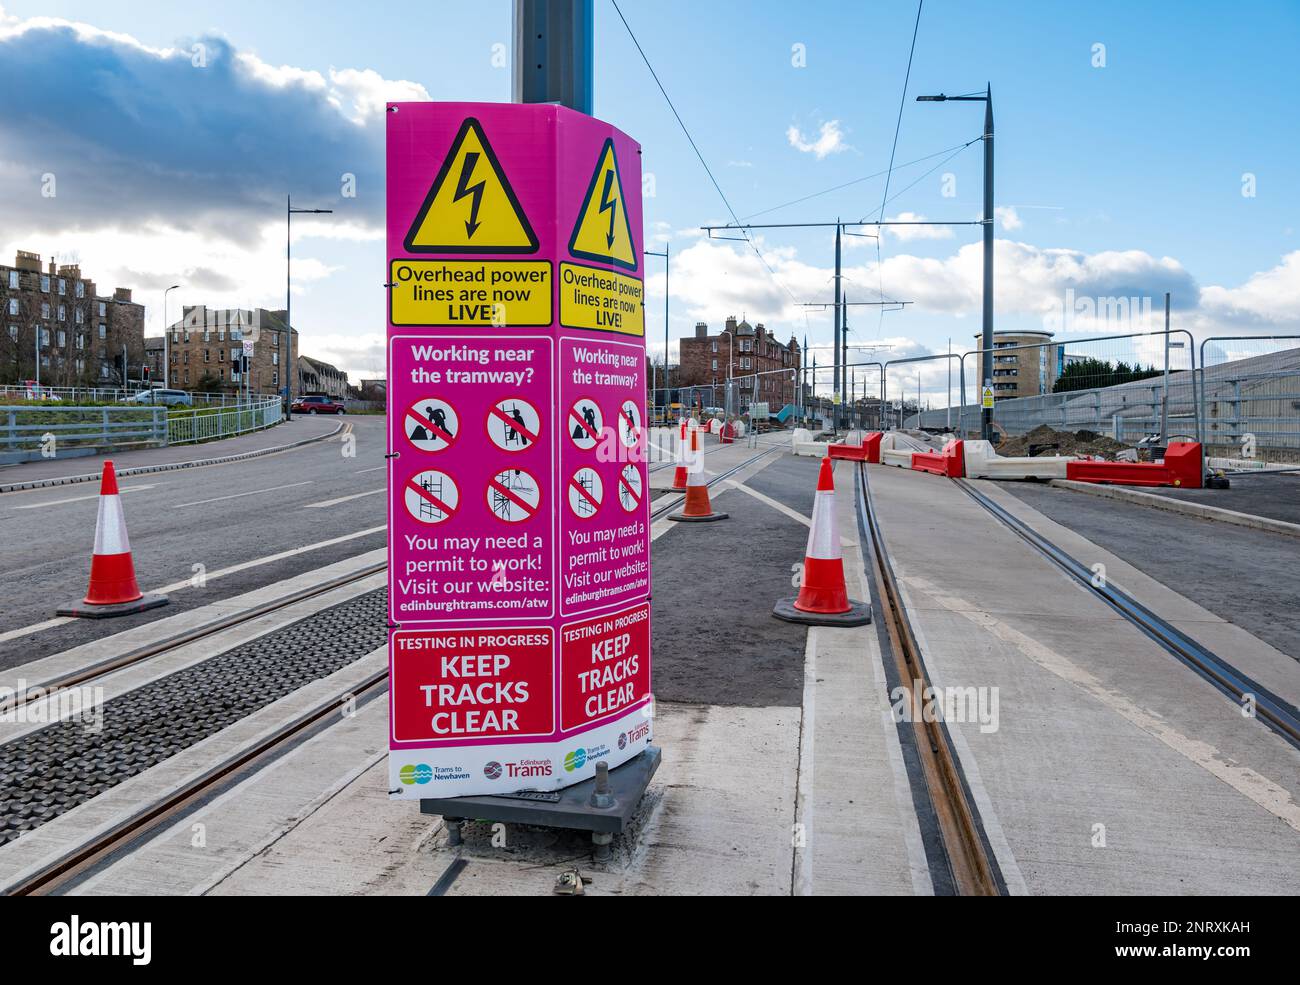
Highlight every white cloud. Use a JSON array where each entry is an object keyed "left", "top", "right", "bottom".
[
  {"left": 1200, "top": 250, "right": 1300, "bottom": 325},
  {"left": 880, "top": 212, "right": 956, "bottom": 242},
  {"left": 995, "top": 206, "right": 1022, "bottom": 231},
  {"left": 786, "top": 120, "right": 849, "bottom": 159}
]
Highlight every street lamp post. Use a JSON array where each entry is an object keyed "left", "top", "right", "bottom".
[
  {"left": 918, "top": 85, "right": 994, "bottom": 441},
  {"left": 162, "top": 283, "right": 180, "bottom": 389},
  {"left": 286, "top": 196, "right": 333, "bottom": 420},
  {"left": 644, "top": 245, "right": 669, "bottom": 421}
]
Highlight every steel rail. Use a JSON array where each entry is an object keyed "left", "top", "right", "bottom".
[
  {"left": 649, "top": 444, "right": 785, "bottom": 519},
  {"left": 855, "top": 462, "right": 1003, "bottom": 896},
  {"left": 5, "top": 669, "right": 390, "bottom": 896},
  {"left": 953, "top": 479, "right": 1300, "bottom": 750},
  {"left": 0, "top": 561, "right": 387, "bottom": 716}
]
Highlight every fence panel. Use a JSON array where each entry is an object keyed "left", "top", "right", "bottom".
[{"left": 1197, "top": 336, "right": 1300, "bottom": 467}]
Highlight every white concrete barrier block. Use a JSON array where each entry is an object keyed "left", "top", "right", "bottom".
[{"left": 793, "top": 441, "right": 827, "bottom": 457}]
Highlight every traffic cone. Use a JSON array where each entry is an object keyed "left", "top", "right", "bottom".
[
  {"left": 671, "top": 419, "right": 689, "bottom": 490},
  {"left": 773, "top": 457, "right": 871, "bottom": 626},
  {"left": 668, "top": 429, "right": 728, "bottom": 522},
  {"left": 58, "top": 461, "right": 168, "bottom": 618}
]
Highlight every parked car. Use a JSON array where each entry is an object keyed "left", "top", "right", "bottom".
[
  {"left": 291, "top": 394, "right": 346, "bottom": 415},
  {"left": 120, "top": 388, "right": 192, "bottom": 407}
]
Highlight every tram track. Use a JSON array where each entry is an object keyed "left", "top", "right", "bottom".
[
  {"left": 650, "top": 443, "right": 785, "bottom": 519},
  {"left": 953, "top": 478, "right": 1300, "bottom": 750},
  {"left": 854, "top": 461, "right": 1004, "bottom": 897}
]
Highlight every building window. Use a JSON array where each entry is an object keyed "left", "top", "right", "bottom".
[
  {"left": 100, "top": 363, "right": 110, "bottom": 379},
  {"left": 58, "top": 305, "right": 66, "bottom": 321},
  {"left": 41, "top": 328, "right": 50, "bottom": 345},
  {"left": 204, "top": 349, "right": 210, "bottom": 362},
  {"left": 711, "top": 358, "right": 718, "bottom": 371},
  {"left": 57, "top": 330, "right": 66, "bottom": 347},
  {"left": 7, "top": 271, "right": 17, "bottom": 289},
  {"left": 7, "top": 324, "right": 16, "bottom": 340},
  {"left": 171, "top": 330, "right": 179, "bottom": 344},
  {"left": 711, "top": 340, "right": 717, "bottom": 353},
  {"left": 41, "top": 275, "right": 50, "bottom": 292},
  {"left": 6, "top": 299, "right": 16, "bottom": 316},
  {"left": 219, "top": 348, "right": 225, "bottom": 361},
  {"left": 76, "top": 334, "right": 84, "bottom": 350},
  {"left": 272, "top": 371, "right": 279, "bottom": 386},
  {"left": 98, "top": 301, "right": 107, "bottom": 317},
  {"left": 75, "top": 309, "right": 84, "bottom": 324},
  {"left": 76, "top": 281, "right": 85, "bottom": 298},
  {"left": 98, "top": 324, "right": 106, "bottom": 339},
  {"left": 183, "top": 351, "right": 189, "bottom": 364},
  {"left": 272, "top": 351, "right": 278, "bottom": 365},
  {"left": 184, "top": 369, "right": 190, "bottom": 384},
  {"left": 58, "top": 278, "right": 66, "bottom": 295},
  {"left": 41, "top": 302, "right": 50, "bottom": 319}
]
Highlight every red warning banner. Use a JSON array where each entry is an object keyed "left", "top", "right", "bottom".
[
  {"left": 559, "top": 602, "right": 651, "bottom": 731},
  {"left": 391, "top": 627, "right": 555, "bottom": 743}
]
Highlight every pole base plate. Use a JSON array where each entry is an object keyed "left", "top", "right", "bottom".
[
  {"left": 57, "top": 594, "right": 169, "bottom": 619},
  {"left": 772, "top": 596, "right": 872, "bottom": 627}
]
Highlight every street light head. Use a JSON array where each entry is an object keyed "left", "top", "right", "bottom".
[{"left": 916, "top": 94, "right": 947, "bottom": 101}]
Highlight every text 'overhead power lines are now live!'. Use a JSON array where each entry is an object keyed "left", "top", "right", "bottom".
[{"left": 386, "top": 102, "right": 652, "bottom": 798}]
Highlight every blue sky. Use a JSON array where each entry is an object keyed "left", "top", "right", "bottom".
[{"left": 1, "top": 1, "right": 1296, "bottom": 397}]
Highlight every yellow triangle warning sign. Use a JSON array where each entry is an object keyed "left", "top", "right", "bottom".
[
  {"left": 568, "top": 137, "right": 637, "bottom": 272},
  {"left": 404, "top": 117, "right": 538, "bottom": 254}
]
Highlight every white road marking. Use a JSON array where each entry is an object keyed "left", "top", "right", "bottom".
[
  {"left": 0, "top": 524, "right": 388, "bottom": 645},
  {"left": 303, "top": 488, "right": 384, "bottom": 508},
  {"left": 793, "top": 627, "right": 817, "bottom": 895},
  {"left": 905, "top": 573, "right": 1300, "bottom": 834},
  {"left": 172, "top": 481, "right": 313, "bottom": 508},
  {"left": 353, "top": 466, "right": 385, "bottom": 474},
  {"left": 12, "top": 484, "right": 157, "bottom": 510}
]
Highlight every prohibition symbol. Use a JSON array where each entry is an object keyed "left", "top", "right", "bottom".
[
  {"left": 403, "top": 397, "right": 457, "bottom": 452},
  {"left": 617, "top": 399, "right": 641, "bottom": 449},
  {"left": 488, "top": 397, "right": 541, "bottom": 452},
  {"left": 568, "top": 467, "right": 603, "bottom": 518},
  {"left": 568, "top": 397, "right": 603, "bottom": 451},
  {"left": 617, "top": 464, "right": 643, "bottom": 513},
  {"left": 487, "top": 468, "right": 541, "bottom": 523},
  {"left": 404, "top": 469, "right": 458, "bottom": 524}
]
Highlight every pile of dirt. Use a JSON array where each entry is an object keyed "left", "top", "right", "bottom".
[{"left": 997, "top": 424, "right": 1130, "bottom": 458}]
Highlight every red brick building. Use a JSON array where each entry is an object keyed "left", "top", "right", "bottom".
[{"left": 677, "top": 316, "right": 801, "bottom": 407}]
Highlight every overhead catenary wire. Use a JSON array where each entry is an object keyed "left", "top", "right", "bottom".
[{"left": 610, "top": 0, "right": 799, "bottom": 305}]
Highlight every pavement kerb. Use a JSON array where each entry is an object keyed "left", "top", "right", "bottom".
[
  {"left": 0, "top": 419, "right": 346, "bottom": 495},
  {"left": 1047, "top": 478, "right": 1300, "bottom": 540}
]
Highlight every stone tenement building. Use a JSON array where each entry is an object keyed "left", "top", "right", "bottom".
[
  {"left": 166, "top": 306, "right": 298, "bottom": 395},
  {"left": 298, "top": 355, "right": 350, "bottom": 400},
  {"left": 677, "top": 316, "right": 801, "bottom": 407},
  {"left": 0, "top": 250, "right": 146, "bottom": 386}
]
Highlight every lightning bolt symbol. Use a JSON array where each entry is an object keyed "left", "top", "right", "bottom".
[
  {"left": 452, "top": 151, "right": 486, "bottom": 239},
  {"left": 597, "top": 170, "right": 617, "bottom": 249}
]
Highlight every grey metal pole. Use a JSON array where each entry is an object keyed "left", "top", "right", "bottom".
[
  {"left": 513, "top": 0, "right": 594, "bottom": 115},
  {"left": 946, "top": 337, "right": 952, "bottom": 430},
  {"left": 981, "top": 84, "right": 994, "bottom": 442},
  {"left": 1160, "top": 291, "right": 1171, "bottom": 444},
  {"left": 34, "top": 327, "right": 40, "bottom": 388},
  {"left": 833, "top": 222, "right": 842, "bottom": 429},
  {"left": 841, "top": 291, "right": 849, "bottom": 419},
  {"left": 285, "top": 194, "right": 292, "bottom": 421}
]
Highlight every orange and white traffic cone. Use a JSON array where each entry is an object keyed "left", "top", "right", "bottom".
[
  {"left": 668, "top": 429, "right": 729, "bottom": 522},
  {"left": 671, "top": 419, "right": 689, "bottom": 490},
  {"left": 773, "top": 457, "right": 871, "bottom": 626},
  {"left": 58, "top": 461, "right": 169, "bottom": 618}
]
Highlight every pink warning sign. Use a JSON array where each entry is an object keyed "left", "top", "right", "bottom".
[{"left": 386, "top": 102, "right": 652, "bottom": 799}]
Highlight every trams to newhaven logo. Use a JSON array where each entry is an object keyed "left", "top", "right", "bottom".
[{"left": 50, "top": 917, "right": 151, "bottom": 966}]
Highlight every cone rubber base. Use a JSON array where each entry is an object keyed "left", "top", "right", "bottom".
[
  {"left": 57, "top": 593, "right": 169, "bottom": 619},
  {"left": 772, "top": 596, "right": 872, "bottom": 627},
  {"left": 667, "top": 511, "right": 729, "bottom": 523}
]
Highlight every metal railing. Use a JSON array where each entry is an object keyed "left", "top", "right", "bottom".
[
  {"left": 167, "top": 397, "right": 283, "bottom": 445},
  {"left": 0, "top": 383, "right": 273, "bottom": 407},
  {"left": 1, "top": 405, "right": 166, "bottom": 464}
]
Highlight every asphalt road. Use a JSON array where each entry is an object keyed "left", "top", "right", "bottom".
[
  {"left": 1001, "top": 481, "right": 1300, "bottom": 660},
  {"left": 0, "top": 416, "right": 389, "bottom": 668}
]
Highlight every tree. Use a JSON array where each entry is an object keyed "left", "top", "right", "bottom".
[{"left": 1053, "top": 357, "right": 1161, "bottom": 393}]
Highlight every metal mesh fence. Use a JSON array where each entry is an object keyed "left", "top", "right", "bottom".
[{"left": 1197, "top": 336, "right": 1300, "bottom": 466}]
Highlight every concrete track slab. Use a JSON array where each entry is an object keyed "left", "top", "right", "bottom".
[{"left": 865, "top": 463, "right": 1300, "bottom": 895}]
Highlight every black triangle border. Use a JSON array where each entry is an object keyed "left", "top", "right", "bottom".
[
  {"left": 567, "top": 137, "right": 638, "bottom": 272},
  {"left": 403, "top": 116, "right": 540, "bottom": 255}
]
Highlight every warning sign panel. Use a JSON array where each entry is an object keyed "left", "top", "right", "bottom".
[
  {"left": 558, "top": 263, "right": 644, "bottom": 336},
  {"left": 403, "top": 397, "right": 457, "bottom": 453},
  {"left": 617, "top": 463, "right": 643, "bottom": 513},
  {"left": 487, "top": 397, "right": 541, "bottom": 452},
  {"left": 560, "top": 602, "right": 651, "bottom": 732},
  {"left": 568, "top": 138, "right": 637, "bottom": 271},
  {"left": 391, "top": 627, "right": 555, "bottom": 742},
  {"left": 404, "top": 117, "right": 538, "bottom": 255},
  {"left": 390, "top": 260, "right": 552, "bottom": 327}
]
